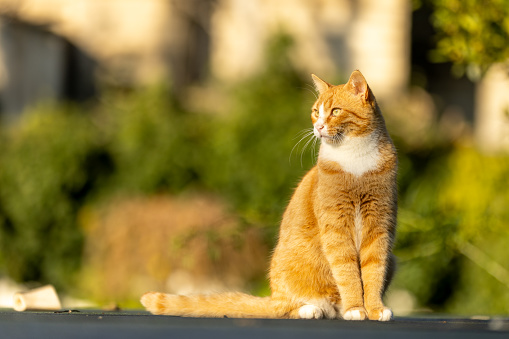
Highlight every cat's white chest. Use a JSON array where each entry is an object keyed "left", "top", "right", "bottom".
[{"left": 319, "top": 133, "right": 380, "bottom": 176}]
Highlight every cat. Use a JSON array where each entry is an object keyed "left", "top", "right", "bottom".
[{"left": 141, "top": 70, "right": 398, "bottom": 321}]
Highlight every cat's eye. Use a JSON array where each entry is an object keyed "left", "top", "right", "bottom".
[
  {"left": 332, "top": 108, "right": 341, "bottom": 117},
  {"left": 313, "top": 110, "right": 319, "bottom": 117}
]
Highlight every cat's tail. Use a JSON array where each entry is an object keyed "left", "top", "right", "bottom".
[{"left": 140, "top": 291, "right": 294, "bottom": 318}]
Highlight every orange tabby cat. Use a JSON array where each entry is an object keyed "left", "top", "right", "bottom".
[{"left": 141, "top": 70, "right": 397, "bottom": 321}]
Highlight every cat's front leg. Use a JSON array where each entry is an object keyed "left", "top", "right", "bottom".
[
  {"left": 359, "top": 200, "right": 395, "bottom": 321},
  {"left": 319, "top": 221, "right": 367, "bottom": 320}
]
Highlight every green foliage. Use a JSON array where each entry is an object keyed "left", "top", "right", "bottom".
[
  {"left": 429, "top": 0, "right": 509, "bottom": 79},
  {"left": 0, "top": 103, "right": 103, "bottom": 288},
  {"left": 99, "top": 85, "right": 208, "bottom": 195},
  {"left": 204, "top": 35, "right": 314, "bottom": 228},
  {"left": 394, "top": 146, "right": 509, "bottom": 314}
]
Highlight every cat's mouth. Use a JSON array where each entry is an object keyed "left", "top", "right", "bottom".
[
  {"left": 314, "top": 124, "right": 345, "bottom": 145},
  {"left": 317, "top": 130, "right": 344, "bottom": 145},
  {"left": 324, "top": 134, "right": 344, "bottom": 145}
]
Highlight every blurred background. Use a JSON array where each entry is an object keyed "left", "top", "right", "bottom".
[{"left": 0, "top": 0, "right": 508, "bottom": 316}]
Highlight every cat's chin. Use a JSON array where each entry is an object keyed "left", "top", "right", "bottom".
[{"left": 321, "top": 134, "right": 344, "bottom": 146}]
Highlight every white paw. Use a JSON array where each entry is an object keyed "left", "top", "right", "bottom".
[
  {"left": 378, "top": 308, "right": 393, "bottom": 321},
  {"left": 298, "top": 305, "right": 324, "bottom": 319},
  {"left": 343, "top": 309, "right": 364, "bottom": 321}
]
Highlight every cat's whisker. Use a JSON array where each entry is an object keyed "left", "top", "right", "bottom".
[
  {"left": 291, "top": 134, "right": 313, "bottom": 165},
  {"left": 290, "top": 127, "right": 322, "bottom": 167},
  {"left": 300, "top": 84, "right": 318, "bottom": 100},
  {"left": 293, "top": 128, "right": 314, "bottom": 139},
  {"left": 300, "top": 133, "right": 316, "bottom": 167},
  {"left": 332, "top": 132, "right": 344, "bottom": 146},
  {"left": 289, "top": 130, "right": 315, "bottom": 164},
  {"left": 291, "top": 131, "right": 314, "bottom": 149},
  {"left": 311, "top": 137, "right": 319, "bottom": 162}
]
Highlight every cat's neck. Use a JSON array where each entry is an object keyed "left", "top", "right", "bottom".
[{"left": 318, "top": 131, "right": 381, "bottom": 177}]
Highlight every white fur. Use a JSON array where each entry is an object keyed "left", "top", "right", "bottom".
[
  {"left": 314, "top": 104, "right": 327, "bottom": 138},
  {"left": 319, "top": 132, "right": 380, "bottom": 176},
  {"left": 378, "top": 308, "right": 393, "bottom": 321},
  {"left": 298, "top": 299, "right": 338, "bottom": 319},
  {"left": 318, "top": 103, "right": 325, "bottom": 120},
  {"left": 343, "top": 309, "right": 364, "bottom": 321},
  {"left": 298, "top": 305, "right": 324, "bottom": 319}
]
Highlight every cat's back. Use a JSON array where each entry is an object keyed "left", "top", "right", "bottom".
[{"left": 279, "top": 166, "right": 319, "bottom": 232}]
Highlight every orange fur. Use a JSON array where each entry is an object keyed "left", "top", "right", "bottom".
[{"left": 141, "top": 70, "right": 397, "bottom": 321}]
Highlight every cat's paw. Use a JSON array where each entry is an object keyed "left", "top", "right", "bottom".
[
  {"left": 298, "top": 305, "right": 324, "bottom": 319},
  {"left": 342, "top": 307, "right": 367, "bottom": 321},
  {"left": 368, "top": 307, "right": 393, "bottom": 321}
]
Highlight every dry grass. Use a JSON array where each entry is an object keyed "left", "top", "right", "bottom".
[{"left": 78, "top": 194, "right": 269, "bottom": 304}]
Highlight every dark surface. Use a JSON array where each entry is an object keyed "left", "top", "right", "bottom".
[{"left": 1, "top": 309, "right": 508, "bottom": 339}]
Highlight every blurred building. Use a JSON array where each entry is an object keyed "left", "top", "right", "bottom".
[
  {"left": 0, "top": 18, "right": 95, "bottom": 122},
  {"left": 211, "top": 0, "right": 411, "bottom": 100},
  {"left": 0, "top": 0, "right": 410, "bottom": 108},
  {"left": 0, "top": 0, "right": 507, "bottom": 151},
  {"left": 475, "top": 64, "right": 509, "bottom": 153}
]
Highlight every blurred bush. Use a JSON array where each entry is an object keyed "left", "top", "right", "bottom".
[
  {"left": 428, "top": 0, "right": 509, "bottom": 79},
  {"left": 203, "top": 34, "right": 314, "bottom": 232},
  {"left": 394, "top": 146, "right": 509, "bottom": 314},
  {"left": 79, "top": 195, "right": 269, "bottom": 305},
  {"left": 0, "top": 103, "right": 105, "bottom": 289},
  {"left": 98, "top": 84, "right": 208, "bottom": 196}
]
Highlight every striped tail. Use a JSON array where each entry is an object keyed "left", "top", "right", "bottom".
[{"left": 141, "top": 291, "right": 295, "bottom": 318}]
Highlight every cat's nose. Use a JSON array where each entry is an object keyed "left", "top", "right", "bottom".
[{"left": 314, "top": 124, "right": 325, "bottom": 138}]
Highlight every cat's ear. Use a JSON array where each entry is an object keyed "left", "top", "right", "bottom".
[
  {"left": 311, "top": 74, "right": 332, "bottom": 95},
  {"left": 346, "top": 70, "right": 370, "bottom": 102}
]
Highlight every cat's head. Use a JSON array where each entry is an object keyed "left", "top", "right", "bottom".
[{"left": 310, "top": 70, "right": 379, "bottom": 144}]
